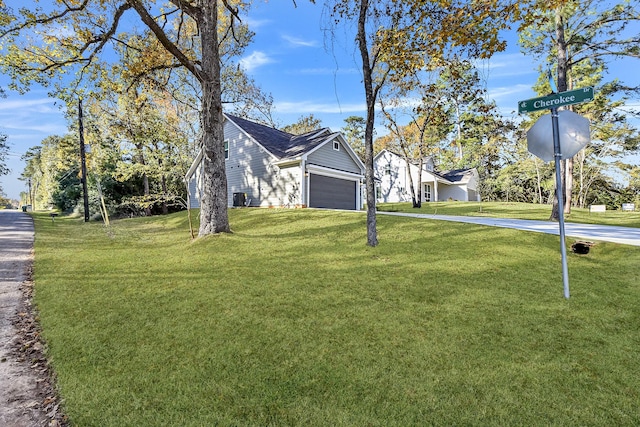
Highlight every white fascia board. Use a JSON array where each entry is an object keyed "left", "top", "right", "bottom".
[
  {"left": 305, "top": 128, "right": 332, "bottom": 140},
  {"left": 185, "top": 148, "right": 203, "bottom": 180},
  {"left": 273, "top": 157, "right": 301, "bottom": 167},
  {"left": 373, "top": 149, "right": 390, "bottom": 162},
  {"left": 307, "top": 164, "right": 364, "bottom": 181}
]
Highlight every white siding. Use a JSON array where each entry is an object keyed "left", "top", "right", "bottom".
[
  {"left": 189, "top": 120, "right": 304, "bottom": 208},
  {"left": 374, "top": 151, "right": 412, "bottom": 203},
  {"left": 372, "top": 150, "right": 480, "bottom": 203},
  {"left": 438, "top": 185, "right": 468, "bottom": 201}
]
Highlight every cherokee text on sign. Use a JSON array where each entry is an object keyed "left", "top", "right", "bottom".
[{"left": 518, "top": 87, "right": 594, "bottom": 114}]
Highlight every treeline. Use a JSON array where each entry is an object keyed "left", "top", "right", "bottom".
[{"left": 10, "top": 0, "right": 640, "bottom": 218}]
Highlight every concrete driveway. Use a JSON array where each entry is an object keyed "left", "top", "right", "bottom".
[{"left": 377, "top": 211, "right": 640, "bottom": 247}]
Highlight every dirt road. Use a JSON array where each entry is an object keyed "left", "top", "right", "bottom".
[{"left": 0, "top": 209, "right": 62, "bottom": 426}]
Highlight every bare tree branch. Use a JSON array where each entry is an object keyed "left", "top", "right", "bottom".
[{"left": 127, "top": 0, "right": 204, "bottom": 82}]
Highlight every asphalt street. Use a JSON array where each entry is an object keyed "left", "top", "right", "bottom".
[{"left": 0, "top": 209, "right": 49, "bottom": 425}]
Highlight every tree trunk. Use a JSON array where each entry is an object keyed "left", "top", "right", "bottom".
[
  {"left": 357, "top": 0, "right": 378, "bottom": 247},
  {"left": 550, "top": 7, "right": 569, "bottom": 221},
  {"left": 404, "top": 157, "right": 419, "bottom": 207},
  {"left": 455, "top": 103, "right": 463, "bottom": 161},
  {"left": 564, "top": 157, "right": 573, "bottom": 214},
  {"left": 161, "top": 174, "right": 169, "bottom": 215},
  {"left": 415, "top": 157, "right": 423, "bottom": 208},
  {"left": 534, "top": 158, "right": 543, "bottom": 204},
  {"left": 577, "top": 150, "right": 586, "bottom": 208},
  {"left": 142, "top": 172, "right": 151, "bottom": 216},
  {"left": 198, "top": 0, "right": 231, "bottom": 235},
  {"left": 136, "top": 142, "right": 152, "bottom": 216}
]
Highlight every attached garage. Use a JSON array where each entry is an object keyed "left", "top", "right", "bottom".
[{"left": 309, "top": 173, "right": 357, "bottom": 210}]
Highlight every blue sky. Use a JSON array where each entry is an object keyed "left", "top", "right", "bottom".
[{"left": 1, "top": 1, "right": 637, "bottom": 200}]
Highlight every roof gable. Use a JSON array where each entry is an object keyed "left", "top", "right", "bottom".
[{"left": 225, "top": 113, "right": 334, "bottom": 160}]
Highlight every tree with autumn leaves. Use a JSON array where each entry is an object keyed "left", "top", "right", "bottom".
[
  {"left": 520, "top": 0, "right": 640, "bottom": 219},
  {"left": 0, "top": 0, "right": 256, "bottom": 235},
  {"left": 325, "top": 0, "right": 521, "bottom": 245}
]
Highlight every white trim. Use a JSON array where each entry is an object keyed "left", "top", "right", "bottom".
[
  {"left": 306, "top": 164, "right": 364, "bottom": 181},
  {"left": 185, "top": 148, "right": 203, "bottom": 180},
  {"left": 273, "top": 157, "right": 301, "bottom": 167},
  {"left": 301, "top": 128, "right": 332, "bottom": 140}
]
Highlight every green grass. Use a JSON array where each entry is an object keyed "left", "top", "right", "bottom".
[
  {"left": 377, "top": 201, "right": 640, "bottom": 228},
  {"left": 33, "top": 208, "right": 640, "bottom": 426}
]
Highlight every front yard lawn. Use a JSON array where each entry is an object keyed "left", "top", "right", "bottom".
[{"left": 33, "top": 208, "right": 640, "bottom": 426}]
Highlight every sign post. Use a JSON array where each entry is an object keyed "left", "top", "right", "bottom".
[
  {"left": 519, "top": 87, "right": 593, "bottom": 299},
  {"left": 550, "top": 107, "right": 571, "bottom": 299}
]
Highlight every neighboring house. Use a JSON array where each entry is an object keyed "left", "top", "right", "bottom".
[
  {"left": 186, "top": 114, "right": 366, "bottom": 210},
  {"left": 374, "top": 149, "right": 481, "bottom": 203}
]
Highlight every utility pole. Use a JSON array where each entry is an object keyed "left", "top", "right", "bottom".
[
  {"left": 79, "top": 99, "right": 90, "bottom": 222},
  {"left": 28, "top": 178, "right": 32, "bottom": 208}
]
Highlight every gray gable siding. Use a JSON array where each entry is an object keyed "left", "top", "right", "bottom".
[
  {"left": 225, "top": 121, "right": 301, "bottom": 207},
  {"left": 307, "top": 139, "right": 361, "bottom": 174}
]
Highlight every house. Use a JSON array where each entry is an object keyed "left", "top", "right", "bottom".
[
  {"left": 186, "top": 114, "right": 366, "bottom": 210},
  {"left": 374, "top": 149, "right": 480, "bottom": 203}
]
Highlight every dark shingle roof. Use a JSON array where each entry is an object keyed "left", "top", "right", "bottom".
[
  {"left": 439, "top": 169, "right": 474, "bottom": 183},
  {"left": 225, "top": 114, "right": 331, "bottom": 160}
]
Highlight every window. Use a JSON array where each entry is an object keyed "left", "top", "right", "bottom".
[
  {"left": 333, "top": 141, "right": 340, "bottom": 151},
  {"left": 375, "top": 184, "right": 382, "bottom": 200},
  {"left": 224, "top": 140, "right": 229, "bottom": 160},
  {"left": 384, "top": 165, "right": 392, "bottom": 175},
  {"left": 424, "top": 184, "right": 432, "bottom": 202}
]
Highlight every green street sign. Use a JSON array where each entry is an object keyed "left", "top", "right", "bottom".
[{"left": 518, "top": 87, "right": 594, "bottom": 114}]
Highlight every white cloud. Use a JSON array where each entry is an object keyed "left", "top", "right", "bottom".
[
  {"left": 488, "top": 84, "right": 537, "bottom": 103},
  {"left": 242, "top": 17, "right": 271, "bottom": 29},
  {"left": 239, "top": 51, "right": 275, "bottom": 72},
  {"left": 0, "top": 97, "right": 67, "bottom": 135},
  {"left": 0, "top": 97, "right": 58, "bottom": 113},
  {"left": 282, "top": 34, "right": 318, "bottom": 48},
  {"left": 473, "top": 53, "right": 540, "bottom": 81}
]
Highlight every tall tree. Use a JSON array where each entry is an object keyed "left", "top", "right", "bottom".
[
  {"left": 20, "top": 146, "right": 43, "bottom": 208},
  {"left": 327, "top": 0, "right": 520, "bottom": 245},
  {"left": 341, "top": 116, "right": 366, "bottom": 161},
  {"left": 0, "top": 132, "right": 8, "bottom": 178},
  {"left": 519, "top": 0, "right": 640, "bottom": 219},
  {"left": 0, "top": 0, "right": 261, "bottom": 235},
  {"left": 0, "top": 85, "right": 8, "bottom": 194},
  {"left": 379, "top": 61, "right": 453, "bottom": 208}
]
